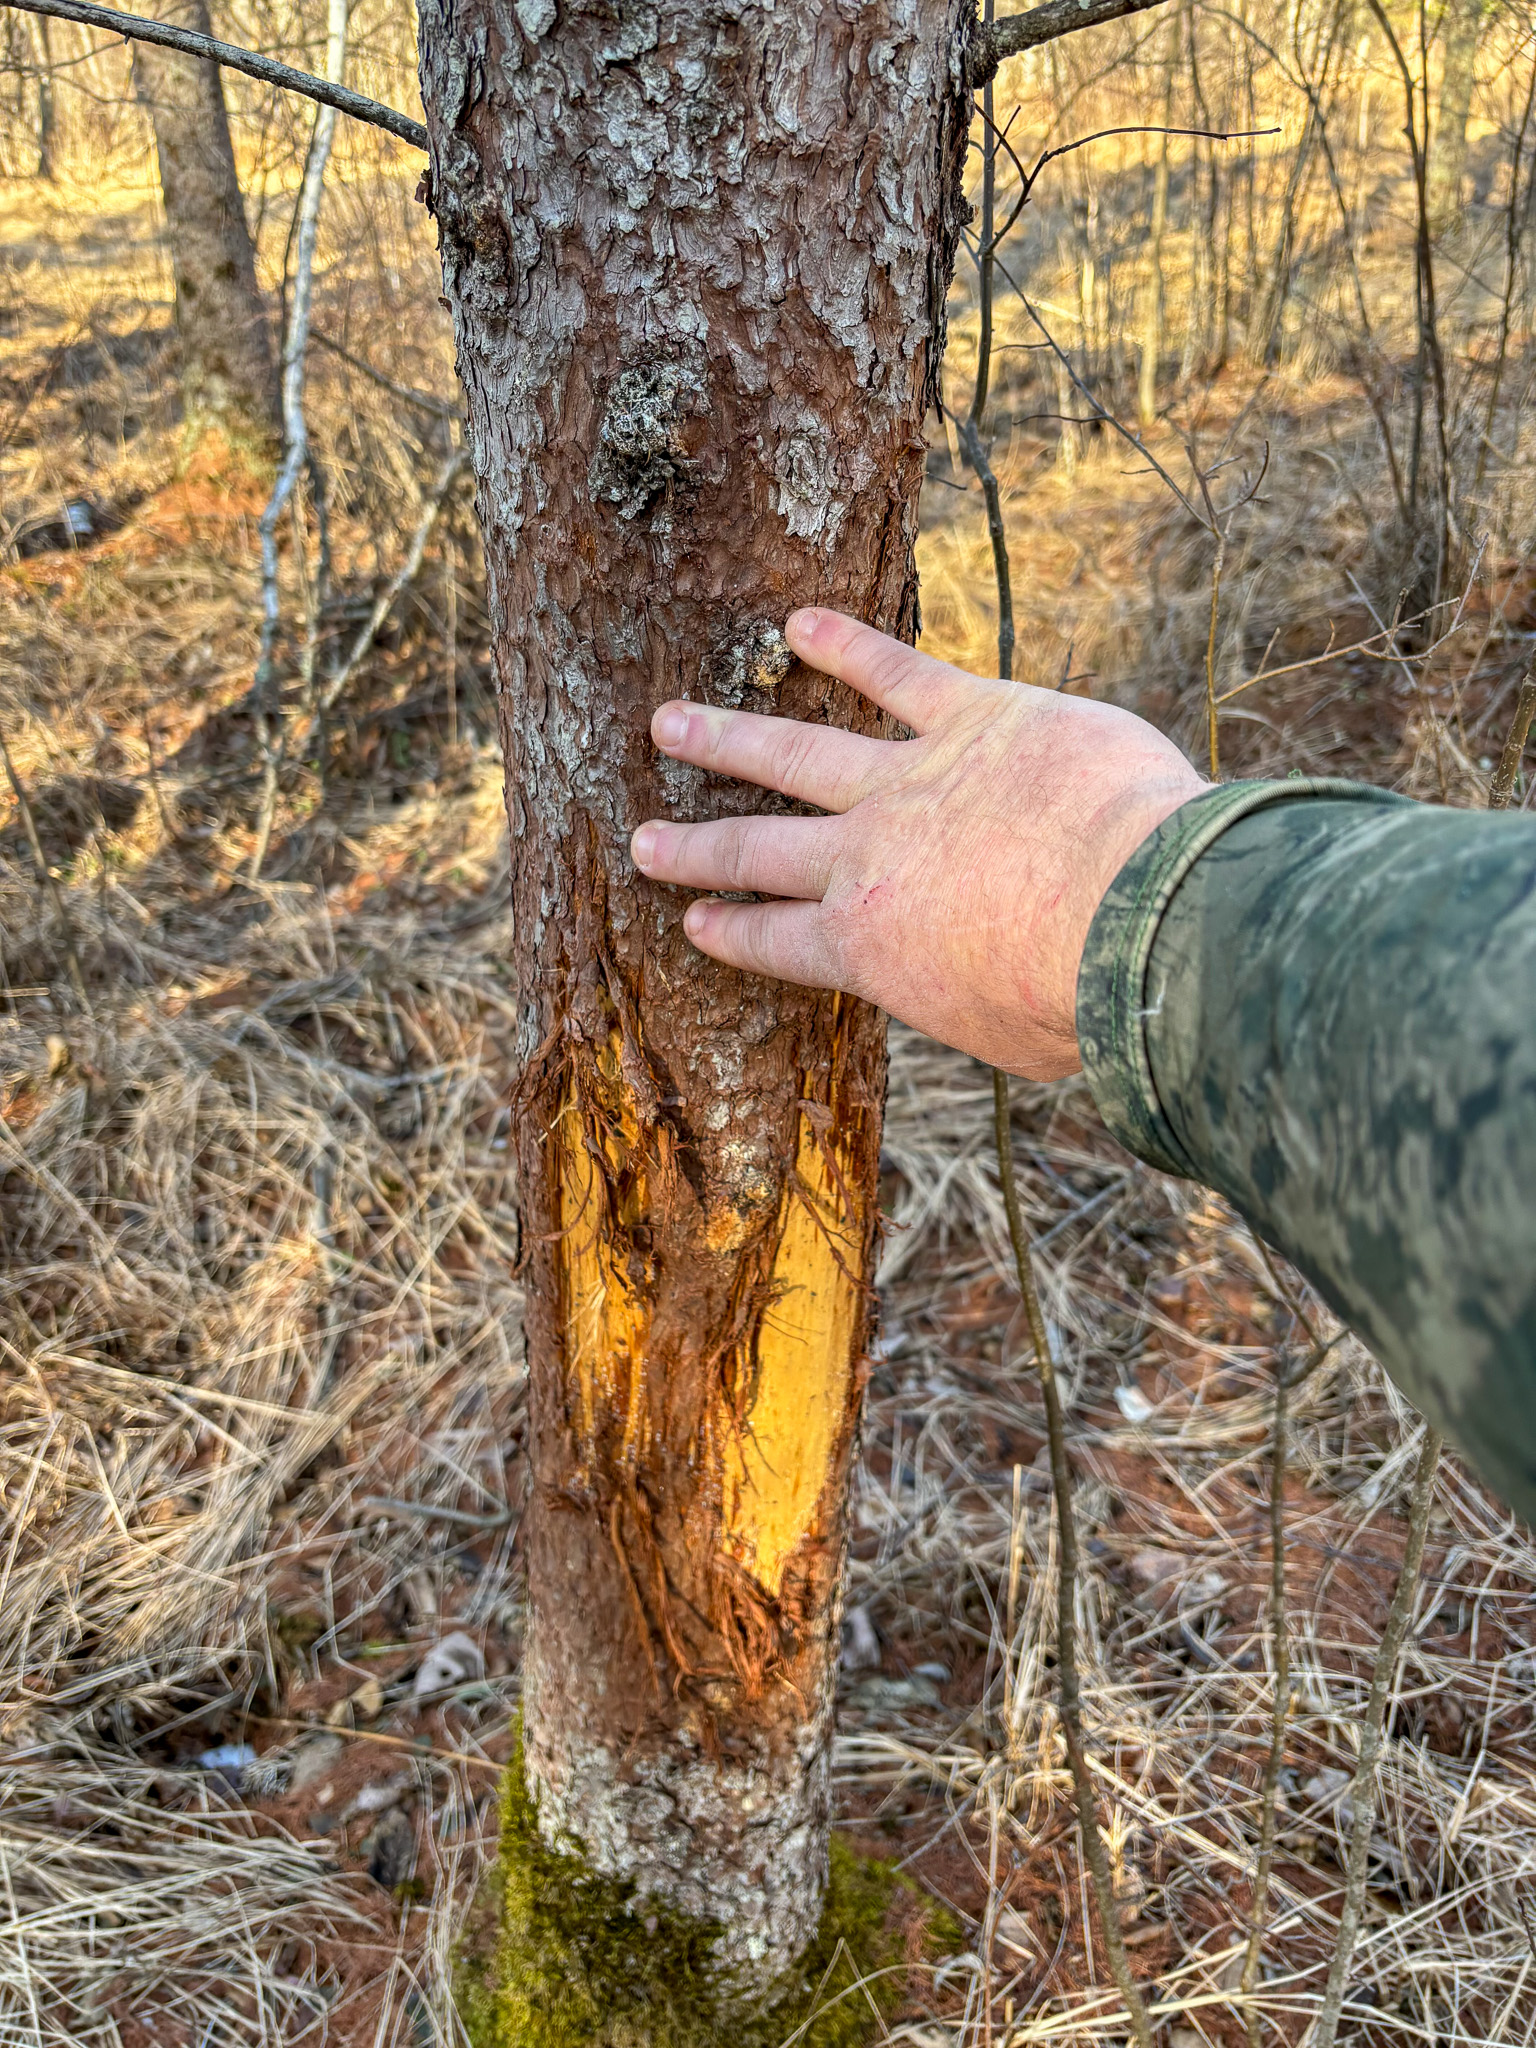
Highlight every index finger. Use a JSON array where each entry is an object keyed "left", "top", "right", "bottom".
[{"left": 785, "top": 609, "right": 982, "bottom": 735}]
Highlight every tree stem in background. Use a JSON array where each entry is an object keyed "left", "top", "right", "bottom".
[
  {"left": 249, "top": 0, "right": 346, "bottom": 883},
  {"left": 1489, "top": 674, "right": 1536, "bottom": 810},
  {"left": 993, "top": 1071, "right": 1155, "bottom": 2048},
  {"left": 1310, "top": 1426, "right": 1443, "bottom": 2048},
  {"left": 1, "top": 0, "right": 426, "bottom": 147},
  {"left": 1139, "top": 16, "right": 1179, "bottom": 428},
  {"left": 0, "top": 720, "right": 90, "bottom": 1010},
  {"left": 1204, "top": 528, "right": 1226, "bottom": 777},
  {"left": 1239, "top": 1352, "right": 1292, "bottom": 2045}
]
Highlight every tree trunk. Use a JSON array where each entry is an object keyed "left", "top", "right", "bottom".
[
  {"left": 1427, "top": 0, "right": 1487, "bottom": 235},
  {"left": 131, "top": 0, "right": 277, "bottom": 446},
  {"left": 416, "top": 0, "right": 970, "bottom": 1994},
  {"left": 26, "top": 12, "right": 58, "bottom": 180},
  {"left": 1138, "top": 15, "right": 1178, "bottom": 428}
]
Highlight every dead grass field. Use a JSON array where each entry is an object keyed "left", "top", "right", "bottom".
[{"left": 5, "top": 30, "right": 1536, "bottom": 2047}]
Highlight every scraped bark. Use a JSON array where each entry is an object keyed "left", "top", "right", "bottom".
[
  {"left": 131, "top": 0, "right": 277, "bottom": 444},
  {"left": 415, "top": 0, "right": 971, "bottom": 1981}
]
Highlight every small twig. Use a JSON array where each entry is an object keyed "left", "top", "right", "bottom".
[
  {"left": 0, "top": 0, "right": 427, "bottom": 146},
  {"left": 304, "top": 447, "right": 467, "bottom": 735},
  {"left": 308, "top": 328, "right": 460, "bottom": 422},
  {"left": 954, "top": 62, "right": 1016, "bottom": 684},
  {"left": 995, "top": 260, "right": 1204, "bottom": 522},
  {"left": 1488, "top": 674, "right": 1536, "bottom": 810},
  {"left": 977, "top": 0, "right": 1173, "bottom": 77},
  {"left": 993, "top": 1070, "right": 1155, "bottom": 2048},
  {"left": 360, "top": 1495, "right": 516, "bottom": 1532},
  {"left": 975, "top": 104, "right": 1275, "bottom": 274},
  {"left": 249, "top": 0, "right": 346, "bottom": 884},
  {"left": 244, "top": 1714, "right": 505, "bottom": 1774},
  {"left": 1239, "top": 1349, "right": 1292, "bottom": 2044},
  {"left": 0, "top": 716, "right": 90, "bottom": 1010},
  {"left": 1310, "top": 1425, "right": 1443, "bottom": 2048},
  {"left": 1215, "top": 605, "right": 1462, "bottom": 705},
  {"left": 1203, "top": 526, "right": 1226, "bottom": 778}
]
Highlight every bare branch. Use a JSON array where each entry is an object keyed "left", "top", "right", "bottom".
[
  {"left": 1311, "top": 1426, "right": 1443, "bottom": 2048},
  {"left": 307, "top": 447, "right": 468, "bottom": 732},
  {"left": 977, "top": 0, "right": 1173, "bottom": 80},
  {"left": 0, "top": 717, "right": 90, "bottom": 1011},
  {"left": 249, "top": 0, "right": 348, "bottom": 885},
  {"left": 0, "top": 0, "right": 427, "bottom": 148},
  {"left": 1490, "top": 674, "right": 1536, "bottom": 810},
  {"left": 993, "top": 1070, "right": 1156, "bottom": 2048}
]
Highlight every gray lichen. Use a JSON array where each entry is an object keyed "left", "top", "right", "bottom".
[
  {"left": 706, "top": 620, "right": 794, "bottom": 710},
  {"left": 513, "top": 0, "right": 557, "bottom": 40},
  {"left": 588, "top": 361, "right": 704, "bottom": 521}
]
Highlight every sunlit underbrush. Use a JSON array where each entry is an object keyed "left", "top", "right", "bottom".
[{"left": 4, "top": 6, "right": 1536, "bottom": 2043}]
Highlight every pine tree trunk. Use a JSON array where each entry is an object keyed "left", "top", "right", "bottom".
[
  {"left": 131, "top": 0, "right": 277, "bottom": 445},
  {"left": 416, "top": 0, "right": 970, "bottom": 1987}
]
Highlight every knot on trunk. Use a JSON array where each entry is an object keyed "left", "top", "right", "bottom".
[
  {"left": 588, "top": 360, "right": 705, "bottom": 521},
  {"left": 703, "top": 620, "right": 794, "bottom": 711}
]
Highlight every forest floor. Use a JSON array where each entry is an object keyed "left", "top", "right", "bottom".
[{"left": 3, "top": 152, "right": 1536, "bottom": 2048}]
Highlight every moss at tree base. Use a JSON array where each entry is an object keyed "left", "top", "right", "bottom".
[{"left": 454, "top": 1737, "right": 958, "bottom": 2048}]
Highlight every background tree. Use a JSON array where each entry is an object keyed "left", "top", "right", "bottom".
[
  {"left": 25, "top": 10, "right": 57, "bottom": 177},
  {"left": 1427, "top": 0, "right": 1489, "bottom": 233},
  {"left": 130, "top": 0, "right": 277, "bottom": 446},
  {"left": 414, "top": 0, "right": 971, "bottom": 2010}
]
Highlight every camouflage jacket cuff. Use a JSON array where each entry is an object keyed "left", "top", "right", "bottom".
[{"left": 1076, "top": 779, "right": 1399, "bottom": 1178}]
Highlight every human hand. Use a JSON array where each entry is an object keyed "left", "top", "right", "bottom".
[{"left": 630, "top": 609, "right": 1204, "bottom": 1079}]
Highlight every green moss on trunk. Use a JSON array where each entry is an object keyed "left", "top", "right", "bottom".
[{"left": 455, "top": 1736, "right": 956, "bottom": 2048}]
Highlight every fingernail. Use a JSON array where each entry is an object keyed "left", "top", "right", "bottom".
[
  {"left": 785, "top": 607, "right": 821, "bottom": 642},
  {"left": 632, "top": 823, "right": 658, "bottom": 869},
  {"left": 683, "top": 900, "right": 709, "bottom": 940},
  {"left": 653, "top": 703, "right": 687, "bottom": 748}
]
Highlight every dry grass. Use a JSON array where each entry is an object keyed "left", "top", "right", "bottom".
[{"left": 4, "top": 11, "right": 1536, "bottom": 2046}]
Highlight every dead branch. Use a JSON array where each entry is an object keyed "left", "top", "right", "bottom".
[
  {"left": 1489, "top": 675, "right": 1536, "bottom": 810},
  {"left": 1311, "top": 1425, "right": 1444, "bottom": 2048},
  {"left": 250, "top": 0, "right": 346, "bottom": 885},
  {"left": 0, "top": 0, "right": 427, "bottom": 147},
  {"left": 0, "top": 716, "right": 90, "bottom": 1010},
  {"left": 978, "top": 0, "right": 1173, "bottom": 79},
  {"left": 994, "top": 1069, "right": 1156, "bottom": 2048},
  {"left": 1239, "top": 1343, "right": 1294, "bottom": 2042},
  {"left": 305, "top": 446, "right": 468, "bottom": 734}
]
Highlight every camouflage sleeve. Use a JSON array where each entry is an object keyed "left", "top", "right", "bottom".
[{"left": 1077, "top": 778, "right": 1536, "bottom": 1524}]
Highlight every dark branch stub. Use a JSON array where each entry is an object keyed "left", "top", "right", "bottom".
[
  {"left": 0, "top": 0, "right": 427, "bottom": 148},
  {"left": 976, "top": 0, "right": 1173, "bottom": 80}
]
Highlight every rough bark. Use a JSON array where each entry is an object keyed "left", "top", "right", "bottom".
[
  {"left": 415, "top": 0, "right": 971, "bottom": 1984},
  {"left": 131, "top": 0, "right": 277, "bottom": 444}
]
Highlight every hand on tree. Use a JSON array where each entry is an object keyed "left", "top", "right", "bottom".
[{"left": 631, "top": 608, "right": 1205, "bottom": 1079}]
